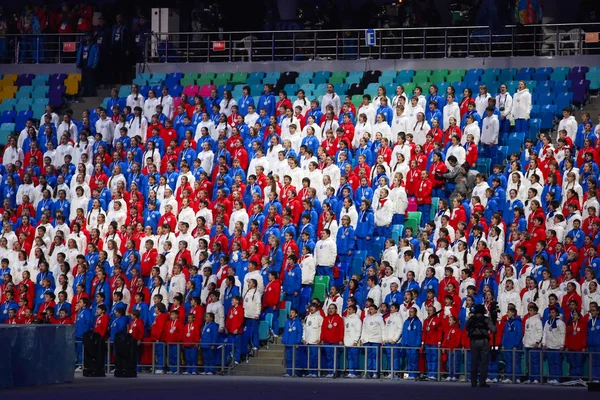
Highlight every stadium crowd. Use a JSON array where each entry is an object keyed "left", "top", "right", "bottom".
[{"left": 0, "top": 80, "right": 600, "bottom": 382}]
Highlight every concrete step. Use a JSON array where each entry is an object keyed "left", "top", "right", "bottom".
[
  {"left": 233, "top": 363, "right": 285, "bottom": 376},
  {"left": 249, "top": 356, "right": 284, "bottom": 366}
]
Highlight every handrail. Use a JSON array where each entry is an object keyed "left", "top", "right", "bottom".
[{"left": 2, "top": 22, "right": 599, "bottom": 64}]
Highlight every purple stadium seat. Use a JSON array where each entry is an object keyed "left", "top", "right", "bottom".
[
  {"left": 571, "top": 79, "right": 590, "bottom": 105},
  {"left": 48, "top": 85, "right": 66, "bottom": 108},
  {"left": 15, "top": 74, "right": 35, "bottom": 87}
]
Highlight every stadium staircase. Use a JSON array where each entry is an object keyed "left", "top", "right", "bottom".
[
  {"left": 232, "top": 340, "right": 286, "bottom": 377},
  {"left": 67, "top": 88, "right": 111, "bottom": 117}
]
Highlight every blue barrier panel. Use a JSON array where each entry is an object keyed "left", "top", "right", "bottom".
[{"left": 0, "top": 325, "right": 75, "bottom": 389}]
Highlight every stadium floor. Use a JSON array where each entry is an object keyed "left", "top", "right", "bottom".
[{"left": 3, "top": 374, "right": 599, "bottom": 399}]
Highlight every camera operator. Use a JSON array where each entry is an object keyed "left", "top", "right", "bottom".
[{"left": 466, "top": 303, "right": 497, "bottom": 387}]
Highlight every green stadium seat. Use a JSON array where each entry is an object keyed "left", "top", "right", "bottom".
[
  {"left": 231, "top": 72, "right": 248, "bottom": 84},
  {"left": 312, "top": 283, "right": 327, "bottom": 302},
  {"left": 407, "top": 211, "right": 422, "bottom": 225}
]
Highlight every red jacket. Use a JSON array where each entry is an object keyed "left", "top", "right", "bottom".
[
  {"left": 225, "top": 305, "right": 244, "bottom": 334},
  {"left": 428, "top": 161, "right": 448, "bottom": 188},
  {"left": 164, "top": 319, "right": 185, "bottom": 343},
  {"left": 140, "top": 249, "right": 158, "bottom": 277},
  {"left": 150, "top": 313, "right": 170, "bottom": 341},
  {"left": 465, "top": 142, "right": 478, "bottom": 167},
  {"left": 263, "top": 279, "right": 281, "bottom": 308},
  {"left": 183, "top": 321, "right": 201, "bottom": 346},
  {"left": 565, "top": 320, "right": 587, "bottom": 351},
  {"left": 189, "top": 305, "right": 205, "bottom": 328},
  {"left": 320, "top": 314, "right": 344, "bottom": 343},
  {"left": 94, "top": 314, "right": 110, "bottom": 340},
  {"left": 128, "top": 319, "right": 145, "bottom": 341},
  {"left": 422, "top": 315, "right": 442, "bottom": 345},
  {"left": 437, "top": 277, "right": 460, "bottom": 303},
  {"left": 442, "top": 324, "right": 462, "bottom": 349},
  {"left": 416, "top": 178, "right": 433, "bottom": 205}
]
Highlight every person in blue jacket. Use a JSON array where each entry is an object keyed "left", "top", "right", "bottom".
[
  {"left": 222, "top": 276, "right": 240, "bottom": 316},
  {"left": 110, "top": 292, "right": 128, "bottom": 324},
  {"left": 258, "top": 84, "right": 276, "bottom": 117},
  {"left": 501, "top": 307, "right": 523, "bottom": 382},
  {"left": 77, "top": 32, "right": 100, "bottom": 96},
  {"left": 418, "top": 267, "right": 439, "bottom": 305},
  {"left": 132, "top": 292, "right": 150, "bottom": 332},
  {"left": 74, "top": 298, "right": 93, "bottom": 367},
  {"left": 109, "top": 307, "right": 128, "bottom": 343},
  {"left": 282, "top": 255, "right": 302, "bottom": 311},
  {"left": 282, "top": 307, "right": 304, "bottom": 377},
  {"left": 54, "top": 291, "right": 72, "bottom": 317},
  {"left": 355, "top": 200, "right": 374, "bottom": 251},
  {"left": 336, "top": 215, "right": 356, "bottom": 267},
  {"left": 201, "top": 312, "right": 220, "bottom": 375},
  {"left": 385, "top": 282, "right": 402, "bottom": 306},
  {"left": 401, "top": 306, "right": 423, "bottom": 379},
  {"left": 0, "top": 290, "right": 18, "bottom": 323}
]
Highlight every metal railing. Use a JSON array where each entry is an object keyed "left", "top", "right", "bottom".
[
  {"left": 283, "top": 345, "right": 600, "bottom": 383},
  {"left": 1, "top": 23, "right": 599, "bottom": 64},
  {"left": 76, "top": 340, "right": 235, "bottom": 375}
]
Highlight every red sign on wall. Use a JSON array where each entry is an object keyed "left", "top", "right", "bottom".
[
  {"left": 63, "top": 42, "right": 76, "bottom": 52},
  {"left": 212, "top": 41, "right": 226, "bottom": 51}
]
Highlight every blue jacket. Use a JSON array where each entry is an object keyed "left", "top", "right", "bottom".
[
  {"left": 567, "top": 228, "right": 585, "bottom": 249},
  {"left": 75, "top": 308, "right": 93, "bottom": 338},
  {"left": 132, "top": 302, "right": 150, "bottom": 331},
  {"left": 54, "top": 301, "right": 72, "bottom": 317},
  {"left": 0, "top": 301, "right": 18, "bottom": 323},
  {"left": 418, "top": 277, "right": 439, "bottom": 304},
  {"left": 400, "top": 317, "right": 423, "bottom": 347},
  {"left": 222, "top": 285, "right": 240, "bottom": 315},
  {"left": 200, "top": 321, "right": 219, "bottom": 348},
  {"left": 258, "top": 92, "right": 276, "bottom": 117},
  {"left": 588, "top": 317, "right": 600, "bottom": 347},
  {"left": 355, "top": 209, "right": 374, "bottom": 239},
  {"left": 542, "top": 305, "right": 564, "bottom": 324},
  {"left": 503, "top": 199, "right": 523, "bottom": 223},
  {"left": 501, "top": 316, "right": 523, "bottom": 349},
  {"left": 77, "top": 42, "right": 100, "bottom": 69},
  {"left": 336, "top": 225, "right": 356, "bottom": 256},
  {"left": 385, "top": 290, "right": 402, "bottom": 307},
  {"left": 282, "top": 264, "right": 302, "bottom": 295},
  {"left": 282, "top": 317, "right": 303, "bottom": 345},
  {"left": 109, "top": 316, "right": 128, "bottom": 341},
  {"left": 376, "top": 105, "right": 393, "bottom": 125}
]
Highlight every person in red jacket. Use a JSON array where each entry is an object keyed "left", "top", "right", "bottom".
[
  {"left": 94, "top": 304, "right": 110, "bottom": 340},
  {"left": 428, "top": 152, "right": 448, "bottom": 198},
  {"left": 149, "top": 303, "right": 169, "bottom": 374},
  {"left": 416, "top": 171, "right": 433, "bottom": 228},
  {"left": 38, "top": 292, "right": 56, "bottom": 319},
  {"left": 128, "top": 309, "right": 145, "bottom": 364},
  {"left": 226, "top": 296, "right": 245, "bottom": 364},
  {"left": 443, "top": 314, "right": 462, "bottom": 381},
  {"left": 140, "top": 241, "right": 158, "bottom": 279},
  {"left": 438, "top": 267, "right": 460, "bottom": 304},
  {"left": 422, "top": 305, "right": 442, "bottom": 380},
  {"left": 5, "top": 308, "right": 18, "bottom": 325},
  {"left": 262, "top": 271, "right": 281, "bottom": 335},
  {"left": 464, "top": 133, "right": 479, "bottom": 167},
  {"left": 164, "top": 309, "right": 184, "bottom": 374},
  {"left": 183, "top": 313, "right": 201, "bottom": 375},
  {"left": 565, "top": 309, "right": 587, "bottom": 377},
  {"left": 320, "top": 303, "right": 344, "bottom": 377}
]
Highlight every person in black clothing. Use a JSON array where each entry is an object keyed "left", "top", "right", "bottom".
[{"left": 466, "top": 303, "right": 497, "bottom": 387}]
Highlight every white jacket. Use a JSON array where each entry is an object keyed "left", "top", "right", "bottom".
[
  {"left": 303, "top": 311, "right": 323, "bottom": 344},
  {"left": 391, "top": 114, "right": 409, "bottom": 143},
  {"left": 442, "top": 102, "right": 460, "bottom": 130},
  {"left": 511, "top": 89, "right": 532, "bottom": 121},
  {"left": 243, "top": 288, "right": 262, "bottom": 319},
  {"left": 481, "top": 114, "right": 499, "bottom": 145},
  {"left": 522, "top": 313, "right": 543, "bottom": 347},
  {"left": 339, "top": 205, "right": 359, "bottom": 229},
  {"left": 314, "top": 237, "right": 337, "bottom": 267},
  {"left": 374, "top": 197, "right": 394, "bottom": 227},
  {"left": 497, "top": 287, "right": 522, "bottom": 316},
  {"left": 542, "top": 318, "right": 566, "bottom": 349},
  {"left": 445, "top": 144, "right": 466, "bottom": 168},
  {"left": 462, "top": 121, "right": 481, "bottom": 145},
  {"left": 243, "top": 270, "right": 265, "bottom": 295},
  {"left": 475, "top": 93, "right": 491, "bottom": 119},
  {"left": 496, "top": 93, "right": 513, "bottom": 119},
  {"left": 367, "top": 285, "right": 383, "bottom": 307},
  {"left": 390, "top": 186, "right": 408, "bottom": 215},
  {"left": 168, "top": 273, "right": 187, "bottom": 303},
  {"left": 206, "top": 301, "right": 225, "bottom": 330},
  {"left": 360, "top": 313, "right": 384, "bottom": 343},
  {"left": 558, "top": 115, "right": 578, "bottom": 142},
  {"left": 382, "top": 312, "right": 404, "bottom": 343},
  {"left": 300, "top": 255, "right": 316, "bottom": 284},
  {"left": 344, "top": 313, "right": 363, "bottom": 346},
  {"left": 324, "top": 294, "right": 343, "bottom": 315}
]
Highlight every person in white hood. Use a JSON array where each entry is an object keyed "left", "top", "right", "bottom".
[
  {"left": 497, "top": 279, "right": 522, "bottom": 317},
  {"left": 542, "top": 307, "right": 566, "bottom": 384},
  {"left": 510, "top": 81, "right": 532, "bottom": 133},
  {"left": 557, "top": 108, "right": 578, "bottom": 143},
  {"left": 344, "top": 305, "right": 363, "bottom": 378},
  {"left": 496, "top": 83, "right": 513, "bottom": 134},
  {"left": 303, "top": 303, "right": 324, "bottom": 377},
  {"left": 480, "top": 107, "right": 500, "bottom": 160},
  {"left": 462, "top": 114, "right": 481, "bottom": 145},
  {"left": 382, "top": 303, "right": 404, "bottom": 377},
  {"left": 360, "top": 304, "right": 384, "bottom": 378},
  {"left": 475, "top": 85, "right": 492, "bottom": 119}
]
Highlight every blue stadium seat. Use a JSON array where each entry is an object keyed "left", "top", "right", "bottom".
[
  {"left": 555, "top": 80, "right": 572, "bottom": 91},
  {"left": 528, "top": 118, "right": 541, "bottom": 141},
  {"left": 15, "top": 110, "right": 33, "bottom": 131},
  {"left": 515, "top": 68, "right": 534, "bottom": 81},
  {"left": 554, "top": 92, "right": 573, "bottom": 110},
  {"left": 536, "top": 92, "right": 556, "bottom": 106},
  {"left": 314, "top": 71, "right": 331, "bottom": 80},
  {"left": 538, "top": 105, "right": 556, "bottom": 129},
  {"left": 506, "top": 132, "right": 525, "bottom": 154}
]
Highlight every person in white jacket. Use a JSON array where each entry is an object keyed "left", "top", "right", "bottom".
[
  {"left": 557, "top": 108, "right": 578, "bottom": 143},
  {"left": 314, "top": 230, "right": 337, "bottom": 283},
  {"left": 445, "top": 136, "right": 466, "bottom": 169},
  {"left": 496, "top": 84, "right": 513, "bottom": 135},
  {"left": 168, "top": 264, "right": 187, "bottom": 304},
  {"left": 480, "top": 107, "right": 499, "bottom": 160},
  {"left": 344, "top": 305, "right": 363, "bottom": 378},
  {"left": 300, "top": 247, "right": 316, "bottom": 285},
  {"left": 383, "top": 303, "right": 404, "bottom": 377},
  {"left": 497, "top": 279, "right": 522, "bottom": 317},
  {"left": 542, "top": 307, "right": 566, "bottom": 384},
  {"left": 321, "top": 84, "right": 341, "bottom": 115},
  {"left": 303, "top": 303, "right": 324, "bottom": 377},
  {"left": 510, "top": 81, "right": 532, "bottom": 133},
  {"left": 374, "top": 188, "right": 394, "bottom": 237},
  {"left": 475, "top": 85, "right": 492, "bottom": 119},
  {"left": 360, "top": 304, "right": 384, "bottom": 378},
  {"left": 522, "top": 303, "right": 544, "bottom": 383},
  {"left": 391, "top": 105, "right": 409, "bottom": 144},
  {"left": 366, "top": 276, "right": 382, "bottom": 307},
  {"left": 462, "top": 114, "right": 481, "bottom": 145},
  {"left": 373, "top": 113, "right": 392, "bottom": 142},
  {"left": 442, "top": 95, "right": 461, "bottom": 131},
  {"left": 323, "top": 286, "right": 344, "bottom": 315},
  {"left": 243, "top": 278, "right": 262, "bottom": 351}
]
